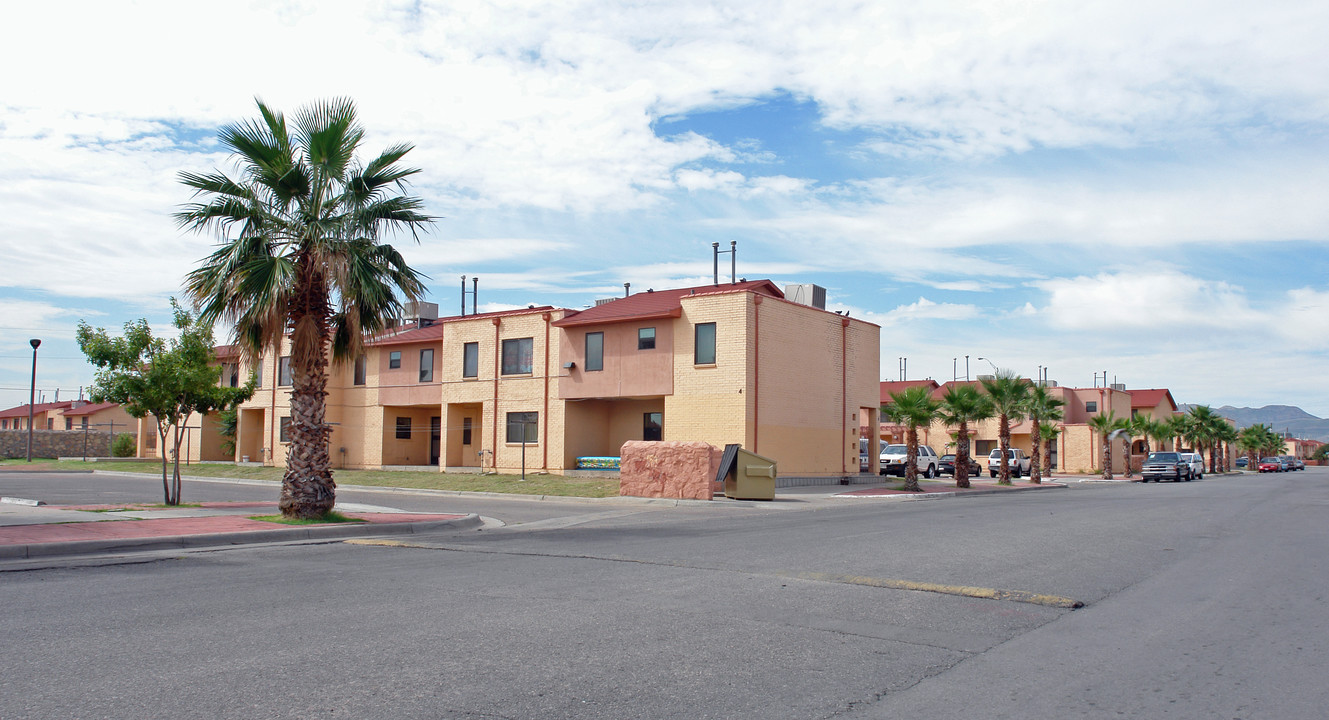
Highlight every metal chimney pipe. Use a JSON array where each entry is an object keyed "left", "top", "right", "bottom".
[
  {"left": 712, "top": 242, "right": 719, "bottom": 285},
  {"left": 460, "top": 275, "right": 467, "bottom": 316},
  {"left": 624, "top": 282, "right": 630, "bottom": 297},
  {"left": 730, "top": 240, "right": 736, "bottom": 284},
  {"left": 472, "top": 277, "right": 479, "bottom": 315}
]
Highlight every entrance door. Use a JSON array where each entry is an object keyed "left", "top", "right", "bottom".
[{"left": 430, "top": 416, "right": 441, "bottom": 466}]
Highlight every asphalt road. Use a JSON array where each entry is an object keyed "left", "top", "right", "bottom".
[{"left": 2, "top": 468, "right": 1326, "bottom": 719}]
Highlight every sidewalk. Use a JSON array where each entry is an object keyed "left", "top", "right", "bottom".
[
  {"left": 832, "top": 474, "right": 1073, "bottom": 501},
  {"left": 0, "top": 498, "right": 480, "bottom": 562}
]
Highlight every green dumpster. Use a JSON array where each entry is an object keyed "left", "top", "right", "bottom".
[{"left": 717, "top": 444, "right": 778, "bottom": 500}]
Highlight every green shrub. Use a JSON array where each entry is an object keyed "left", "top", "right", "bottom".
[{"left": 112, "top": 433, "right": 137, "bottom": 457}]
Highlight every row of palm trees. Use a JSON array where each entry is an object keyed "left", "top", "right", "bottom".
[
  {"left": 885, "top": 370, "right": 1065, "bottom": 492},
  {"left": 887, "top": 371, "right": 1252, "bottom": 489}
]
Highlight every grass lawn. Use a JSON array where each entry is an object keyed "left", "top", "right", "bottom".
[{"left": 0, "top": 458, "right": 619, "bottom": 498}]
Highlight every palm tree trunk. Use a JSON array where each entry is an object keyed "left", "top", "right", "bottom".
[
  {"left": 1030, "top": 420, "right": 1042, "bottom": 484},
  {"left": 1101, "top": 432, "right": 1113, "bottom": 479},
  {"left": 998, "top": 415, "right": 1011, "bottom": 485},
  {"left": 904, "top": 424, "right": 920, "bottom": 493},
  {"left": 955, "top": 422, "right": 971, "bottom": 489},
  {"left": 280, "top": 264, "right": 337, "bottom": 519}
]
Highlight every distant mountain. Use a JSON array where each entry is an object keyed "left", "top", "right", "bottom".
[{"left": 1178, "top": 404, "right": 1329, "bottom": 441}]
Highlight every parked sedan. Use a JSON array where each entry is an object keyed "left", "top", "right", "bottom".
[
  {"left": 1279, "top": 455, "right": 1305, "bottom": 471},
  {"left": 938, "top": 454, "right": 982, "bottom": 477},
  {"left": 1258, "top": 457, "right": 1284, "bottom": 473}
]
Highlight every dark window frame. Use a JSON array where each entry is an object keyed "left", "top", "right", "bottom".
[
  {"left": 1086, "top": 401, "right": 1098, "bottom": 413},
  {"left": 389, "top": 351, "right": 402, "bottom": 369},
  {"left": 419, "top": 348, "right": 435, "bottom": 383},
  {"left": 501, "top": 337, "right": 534, "bottom": 375},
  {"left": 505, "top": 411, "right": 539, "bottom": 443},
  {"left": 279, "top": 417, "right": 291, "bottom": 443},
  {"left": 585, "top": 332, "right": 604, "bottom": 372},
  {"left": 462, "top": 342, "right": 479, "bottom": 379},
  {"left": 278, "top": 356, "right": 292, "bottom": 386},
  {"left": 353, "top": 355, "right": 367, "bottom": 385},
  {"left": 694, "top": 322, "right": 717, "bottom": 365},
  {"left": 395, "top": 417, "right": 412, "bottom": 440},
  {"left": 638, "top": 327, "right": 656, "bottom": 350},
  {"left": 462, "top": 417, "right": 473, "bottom": 445},
  {"left": 644, "top": 412, "right": 663, "bottom": 441}
]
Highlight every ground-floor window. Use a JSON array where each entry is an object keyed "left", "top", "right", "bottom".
[
  {"left": 506, "top": 412, "right": 538, "bottom": 443},
  {"left": 975, "top": 439, "right": 996, "bottom": 457},
  {"left": 396, "top": 417, "right": 412, "bottom": 439},
  {"left": 462, "top": 417, "right": 473, "bottom": 445},
  {"left": 644, "top": 412, "right": 663, "bottom": 441},
  {"left": 279, "top": 417, "right": 291, "bottom": 443}
]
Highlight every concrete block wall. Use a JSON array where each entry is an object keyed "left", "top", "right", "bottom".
[{"left": 0, "top": 429, "right": 112, "bottom": 459}]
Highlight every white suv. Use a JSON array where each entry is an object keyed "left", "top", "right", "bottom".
[
  {"left": 988, "top": 448, "right": 1032, "bottom": 478},
  {"left": 879, "top": 444, "right": 940, "bottom": 478},
  {"left": 1179, "top": 452, "right": 1204, "bottom": 479}
]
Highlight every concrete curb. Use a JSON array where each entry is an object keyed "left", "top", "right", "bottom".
[
  {"left": 834, "top": 483, "right": 1068, "bottom": 501},
  {"left": 0, "top": 513, "right": 483, "bottom": 562}
]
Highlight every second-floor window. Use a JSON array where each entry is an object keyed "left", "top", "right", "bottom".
[
  {"left": 463, "top": 342, "right": 479, "bottom": 378},
  {"left": 1086, "top": 401, "right": 1098, "bottom": 413},
  {"left": 419, "top": 348, "right": 434, "bottom": 382},
  {"left": 255, "top": 359, "right": 263, "bottom": 388},
  {"left": 353, "top": 355, "right": 367, "bottom": 385},
  {"left": 502, "top": 338, "right": 533, "bottom": 375},
  {"left": 638, "top": 327, "right": 655, "bottom": 350},
  {"left": 389, "top": 351, "right": 402, "bottom": 369},
  {"left": 585, "top": 332, "right": 604, "bottom": 372},
  {"left": 695, "top": 322, "right": 717, "bottom": 365},
  {"left": 278, "top": 356, "right": 292, "bottom": 386}
]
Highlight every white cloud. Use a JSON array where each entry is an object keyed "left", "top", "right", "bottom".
[{"left": 1032, "top": 270, "right": 1263, "bottom": 331}]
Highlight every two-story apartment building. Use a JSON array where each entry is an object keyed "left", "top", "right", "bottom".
[{"left": 222, "top": 280, "right": 881, "bottom": 478}]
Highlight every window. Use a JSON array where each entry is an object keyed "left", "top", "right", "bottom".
[
  {"left": 81, "top": 417, "right": 88, "bottom": 428},
  {"left": 278, "top": 356, "right": 292, "bottom": 386},
  {"left": 389, "top": 351, "right": 402, "bottom": 369},
  {"left": 46, "top": 419, "right": 53, "bottom": 430},
  {"left": 695, "top": 322, "right": 716, "bottom": 365},
  {"left": 585, "top": 332, "right": 604, "bottom": 372},
  {"left": 419, "top": 348, "right": 434, "bottom": 382},
  {"left": 255, "top": 359, "right": 263, "bottom": 388},
  {"left": 65, "top": 418, "right": 73, "bottom": 430},
  {"left": 638, "top": 327, "right": 656, "bottom": 350},
  {"left": 1086, "top": 401, "right": 1098, "bottom": 413},
  {"left": 506, "top": 412, "right": 538, "bottom": 443},
  {"left": 644, "top": 412, "right": 663, "bottom": 441},
  {"left": 353, "top": 355, "right": 367, "bottom": 386},
  {"left": 462, "top": 417, "right": 472, "bottom": 445},
  {"left": 229, "top": 363, "right": 239, "bottom": 387},
  {"left": 462, "top": 342, "right": 479, "bottom": 378},
  {"left": 501, "top": 338, "right": 533, "bottom": 375},
  {"left": 279, "top": 417, "right": 291, "bottom": 443},
  {"left": 395, "top": 417, "right": 412, "bottom": 440}
]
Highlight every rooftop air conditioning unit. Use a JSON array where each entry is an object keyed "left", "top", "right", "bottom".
[
  {"left": 1110, "top": 383, "right": 1126, "bottom": 391},
  {"left": 783, "top": 283, "right": 826, "bottom": 309},
  {"left": 594, "top": 298, "right": 617, "bottom": 306},
  {"left": 403, "top": 301, "right": 439, "bottom": 321}
]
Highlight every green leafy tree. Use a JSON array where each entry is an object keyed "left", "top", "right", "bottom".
[
  {"left": 1309, "top": 443, "right": 1329, "bottom": 462},
  {"left": 886, "top": 385, "right": 941, "bottom": 493},
  {"left": 217, "top": 406, "right": 240, "bottom": 457},
  {"left": 939, "top": 384, "right": 993, "bottom": 489},
  {"left": 178, "top": 98, "right": 432, "bottom": 519},
  {"left": 77, "top": 301, "right": 255, "bottom": 505},
  {"left": 1088, "top": 411, "right": 1127, "bottom": 479},
  {"left": 1024, "top": 384, "right": 1064, "bottom": 484},
  {"left": 980, "top": 370, "right": 1029, "bottom": 485}
]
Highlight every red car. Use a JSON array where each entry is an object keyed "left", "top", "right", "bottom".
[{"left": 1258, "top": 457, "right": 1283, "bottom": 473}]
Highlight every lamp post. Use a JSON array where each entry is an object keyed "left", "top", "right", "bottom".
[
  {"left": 976, "top": 356, "right": 999, "bottom": 374},
  {"left": 27, "top": 338, "right": 40, "bottom": 462}
]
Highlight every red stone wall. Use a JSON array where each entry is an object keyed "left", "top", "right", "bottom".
[{"left": 619, "top": 441, "right": 720, "bottom": 500}]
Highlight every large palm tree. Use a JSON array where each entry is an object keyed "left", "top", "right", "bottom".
[
  {"left": 939, "top": 384, "right": 993, "bottom": 489},
  {"left": 1166, "top": 414, "right": 1191, "bottom": 452},
  {"left": 1024, "top": 384, "right": 1064, "bottom": 484},
  {"left": 1088, "top": 411, "right": 1126, "bottom": 479},
  {"left": 980, "top": 370, "right": 1029, "bottom": 485},
  {"left": 178, "top": 99, "right": 432, "bottom": 519},
  {"left": 887, "top": 386, "right": 941, "bottom": 493},
  {"left": 1188, "top": 405, "right": 1224, "bottom": 474},
  {"left": 1238, "top": 424, "right": 1270, "bottom": 470},
  {"left": 1141, "top": 417, "right": 1171, "bottom": 459},
  {"left": 1213, "top": 421, "right": 1239, "bottom": 473}
]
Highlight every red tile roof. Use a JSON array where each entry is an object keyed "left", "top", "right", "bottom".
[
  {"left": 880, "top": 380, "right": 940, "bottom": 403},
  {"left": 1129, "top": 388, "right": 1177, "bottom": 411},
  {"left": 369, "top": 307, "right": 559, "bottom": 347},
  {"left": 213, "top": 344, "right": 241, "bottom": 358},
  {"left": 552, "top": 280, "right": 783, "bottom": 328},
  {"left": 0, "top": 401, "right": 74, "bottom": 418},
  {"left": 60, "top": 402, "right": 121, "bottom": 417}
]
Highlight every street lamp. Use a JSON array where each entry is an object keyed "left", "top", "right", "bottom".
[
  {"left": 27, "top": 338, "right": 40, "bottom": 462},
  {"left": 976, "top": 356, "right": 999, "bottom": 374}
]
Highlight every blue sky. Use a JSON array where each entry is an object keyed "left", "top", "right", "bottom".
[{"left": 2, "top": 0, "right": 1328, "bottom": 415}]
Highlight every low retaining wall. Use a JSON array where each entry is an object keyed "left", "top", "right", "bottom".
[{"left": 0, "top": 429, "right": 112, "bottom": 460}]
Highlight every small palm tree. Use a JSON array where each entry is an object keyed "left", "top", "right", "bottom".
[
  {"left": 1141, "top": 417, "right": 1171, "bottom": 459},
  {"left": 1213, "top": 422, "right": 1239, "bottom": 473},
  {"left": 980, "top": 370, "right": 1029, "bottom": 485},
  {"left": 178, "top": 98, "right": 432, "bottom": 519},
  {"left": 1166, "top": 414, "right": 1191, "bottom": 452},
  {"left": 887, "top": 386, "right": 941, "bottom": 493},
  {"left": 939, "top": 384, "right": 993, "bottom": 489},
  {"left": 1038, "top": 421, "right": 1063, "bottom": 475},
  {"left": 1088, "top": 411, "right": 1126, "bottom": 479},
  {"left": 1238, "top": 424, "right": 1269, "bottom": 470},
  {"left": 1024, "top": 384, "right": 1064, "bottom": 484}
]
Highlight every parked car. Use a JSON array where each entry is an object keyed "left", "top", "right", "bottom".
[
  {"left": 1179, "top": 452, "right": 1205, "bottom": 479},
  {"left": 1279, "top": 455, "right": 1305, "bottom": 471},
  {"left": 879, "top": 444, "right": 940, "bottom": 477},
  {"left": 987, "top": 448, "right": 1032, "bottom": 478},
  {"left": 1258, "top": 457, "right": 1283, "bottom": 473},
  {"left": 859, "top": 438, "right": 870, "bottom": 472},
  {"left": 938, "top": 453, "right": 982, "bottom": 477},
  {"left": 1235, "top": 457, "right": 1248, "bottom": 469},
  {"left": 1141, "top": 451, "right": 1192, "bottom": 483}
]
